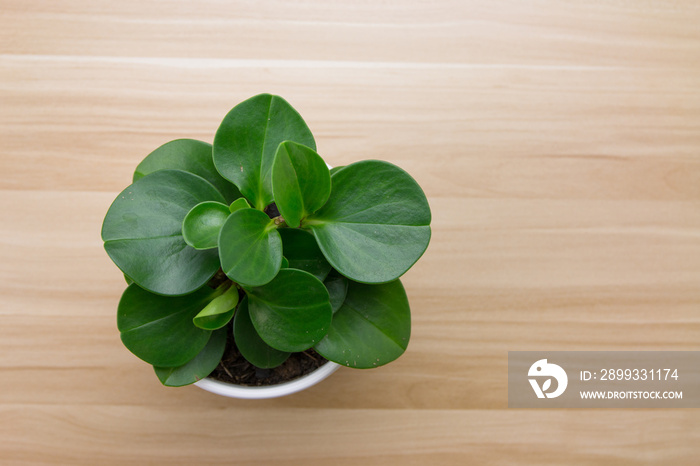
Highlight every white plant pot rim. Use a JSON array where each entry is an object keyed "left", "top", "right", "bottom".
[{"left": 194, "top": 361, "right": 340, "bottom": 399}]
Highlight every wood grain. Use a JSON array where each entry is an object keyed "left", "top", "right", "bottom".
[{"left": 1, "top": 1, "right": 699, "bottom": 464}]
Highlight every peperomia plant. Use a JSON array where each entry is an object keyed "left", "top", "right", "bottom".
[{"left": 102, "top": 94, "right": 431, "bottom": 387}]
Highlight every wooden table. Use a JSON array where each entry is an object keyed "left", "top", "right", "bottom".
[{"left": 2, "top": 1, "right": 699, "bottom": 464}]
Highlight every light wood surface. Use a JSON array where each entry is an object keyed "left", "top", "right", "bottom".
[{"left": 1, "top": 1, "right": 699, "bottom": 464}]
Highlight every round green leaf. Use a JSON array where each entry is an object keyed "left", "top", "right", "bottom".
[
  {"left": 306, "top": 160, "right": 431, "bottom": 284},
  {"left": 193, "top": 284, "right": 239, "bottom": 330},
  {"left": 279, "top": 228, "right": 331, "bottom": 281},
  {"left": 213, "top": 94, "right": 316, "bottom": 210},
  {"left": 102, "top": 169, "right": 226, "bottom": 296},
  {"left": 118, "top": 284, "right": 216, "bottom": 367},
  {"left": 281, "top": 256, "right": 290, "bottom": 269},
  {"left": 229, "top": 197, "right": 251, "bottom": 213},
  {"left": 133, "top": 139, "right": 241, "bottom": 202},
  {"left": 271, "top": 141, "right": 331, "bottom": 228},
  {"left": 314, "top": 279, "right": 410, "bottom": 368},
  {"left": 154, "top": 327, "right": 227, "bottom": 387},
  {"left": 329, "top": 165, "right": 346, "bottom": 176},
  {"left": 324, "top": 270, "right": 348, "bottom": 314},
  {"left": 182, "top": 201, "right": 231, "bottom": 250},
  {"left": 218, "top": 208, "right": 282, "bottom": 287},
  {"left": 233, "top": 297, "right": 290, "bottom": 369},
  {"left": 246, "top": 269, "right": 332, "bottom": 352}
]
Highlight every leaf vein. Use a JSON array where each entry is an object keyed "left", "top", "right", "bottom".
[{"left": 342, "top": 303, "right": 406, "bottom": 351}]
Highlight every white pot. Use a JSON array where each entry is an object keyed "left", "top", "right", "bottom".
[{"left": 194, "top": 361, "right": 340, "bottom": 399}]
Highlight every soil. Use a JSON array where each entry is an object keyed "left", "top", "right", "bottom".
[
  {"left": 264, "top": 202, "right": 281, "bottom": 218},
  {"left": 208, "top": 326, "right": 329, "bottom": 386},
  {"left": 206, "top": 268, "right": 230, "bottom": 290}
]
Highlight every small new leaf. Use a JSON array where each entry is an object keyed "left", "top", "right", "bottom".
[
  {"left": 192, "top": 284, "right": 239, "bottom": 330},
  {"left": 182, "top": 201, "right": 231, "bottom": 250},
  {"left": 218, "top": 208, "right": 282, "bottom": 287},
  {"left": 271, "top": 141, "right": 331, "bottom": 228},
  {"left": 229, "top": 197, "right": 251, "bottom": 213}
]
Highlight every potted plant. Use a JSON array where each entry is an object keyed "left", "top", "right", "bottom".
[{"left": 101, "top": 94, "right": 431, "bottom": 398}]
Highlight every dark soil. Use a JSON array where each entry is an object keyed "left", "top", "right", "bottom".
[
  {"left": 208, "top": 327, "right": 329, "bottom": 386},
  {"left": 264, "top": 202, "right": 281, "bottom": 218},
  {"left": 206, "top": 268, "right": 230, "bottom": 290}
]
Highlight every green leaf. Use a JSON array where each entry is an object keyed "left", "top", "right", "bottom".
[
  {"left": 124, "top": 274, "right": 134, "bottom": 285},
  {"left": 133, "top": 139, "right": 241, "bottom": 202},
  {"left": 213, "top": 94, "right": 316, "bottom": 210},
  {"left": 245, "top": 269, "right": 332, "bottom": 352},
  {"left": 154, "top": 327, "right": 227, "bottom": 387},
  {"left": 182, "top": 201, "right": 231, "bottom": 250},
  {"left": 218, "top": 208, "right": 282, "bottom": 287},
  {"left": 193, "top": 284, "right": 239, "bottom": 330},
  {"left": 118, "top": 283, "right": 217, "bottom": 367},
  {"left": 281, "top": 256, "right": 290, "bottom": 269},
  {"left": 278, "top": 228, "right": 331, "bottom": 281},
  {"left": 229, "top": 197, "right": 251, "bottom": 213},
  {"left": 233, "top": 297, "right": 290, "bottom": 369},
  {"left": 324, "top": 270, "right": 348, "bottom": 314},
  {"left": 306, "top": 160, "right": 431, "bottom": 284},
  {"left": 329, "top": 165, "right": 345, "bottom": 176},
  {"left": 314, "top": 279, "right": 410, "bottom": 368},
  {"left": 102, "top": 169, "right": 226, "bottom": 296},
  {"left": 271, "top": 141, "right": 331, "bottom": 228}
]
